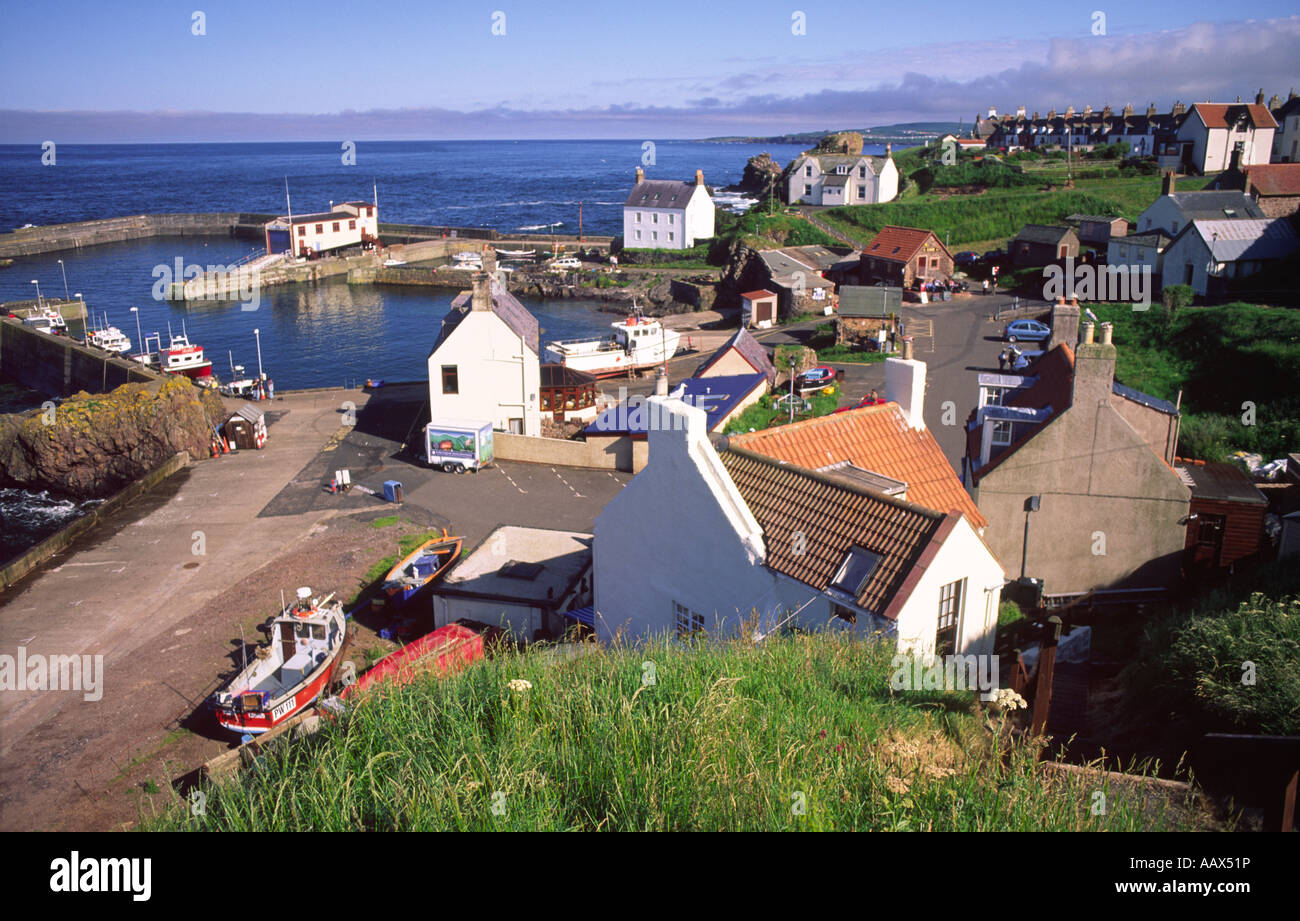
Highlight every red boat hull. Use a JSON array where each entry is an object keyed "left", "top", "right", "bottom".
[{"left": 213, "top": 659, "right": 333, "bottom": 735}]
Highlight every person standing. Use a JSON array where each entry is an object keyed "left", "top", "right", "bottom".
[
  {"left": 998, "top": 349, "right": 1007, "bottom": 371},
  {"left": 982, "top": 279, "right": 989, "bottom": 296}
]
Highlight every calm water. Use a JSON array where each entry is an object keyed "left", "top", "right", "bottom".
[{"left": 0, "top": 139, "right": 831, "bottom": 235}]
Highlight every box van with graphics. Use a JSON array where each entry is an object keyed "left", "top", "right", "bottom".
[{"left": 425, "top": 419, "right": 495, "bottom": 474}]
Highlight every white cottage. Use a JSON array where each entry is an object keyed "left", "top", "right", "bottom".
[
  {"left": 1172, "top": 102, "right": 1277, "bottom": 174},
  {"left": 592, "top": 384, "right": 1004, "bottom": 657},
  {"left": 427, "top": 274, "right": 542, "bottom": 436},
  {"left": 622, "top": 168, "right": 715, "bottom": 250},
  {"left": 1160, "top": 218, "right": 1300, "bottom": 295},
  {"left": 787, "top": 150, "right": 899, "bottom": 206}
]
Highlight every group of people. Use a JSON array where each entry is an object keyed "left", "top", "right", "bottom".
[
  {"left": 997, "top": 346, "right": 1028, "bottom": 371},
  {"left": 917, "top": 278, "right": 966, "bottom": 295}
]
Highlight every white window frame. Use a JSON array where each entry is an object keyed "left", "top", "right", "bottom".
[{"left": 991, "top": 419, "right": 1013, "bottom": 446}]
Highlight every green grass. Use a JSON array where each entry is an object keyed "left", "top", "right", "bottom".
[
  {"left": 808, "top": 322, "right": 891, "bottom": 364},
  {"left": 353, "top": 530, "right": 452, "bottom": 604},
  {"left": 723, "top": 387, "right": 841, "bottom": 434},
  {"left": 369, "top": 515, "right": 401, "bottom": 529},
  {"left": 1086, "top": 301, "right": 1300, "bottom": 460},
  {"left": 148, "top": 632, "right": 1204, "bottom": 831}
]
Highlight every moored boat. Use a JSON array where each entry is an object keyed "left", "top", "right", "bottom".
[
  {"left": 382, "top": 530, "right": 463, "bottom": 608},
  {"left": 147, "top": 323, "right": 214, "bottom": 380},
  {"left": 543, "top": 308, "right": 681, "bottom": 378},
  {"left": 211, "top": 587, "right": 347, "bottom": 735}
]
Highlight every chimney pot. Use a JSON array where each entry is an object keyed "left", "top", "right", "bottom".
[
  {"left": 1081, "top": 321, "right": 1095, "bottom": 344},
  {"left": 902, "top": 336, "right": 914, "bottom": 360},
  {"left": 635, "top": 166, "right": 645, "bottom": 184},
  {"left": 654, "top": 366, "right": 668, "bottom": 397},
  {"left": 1255, "top": 89, "right": 1265, "bottom": 105},
  {"left": 695, "top": 169, "right": 704, "bottom": 186},
  {"left": 1099, "top": 322, "right": 1113, "bottom": 345}
]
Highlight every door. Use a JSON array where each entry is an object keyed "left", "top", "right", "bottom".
[
  {"left": 1192, "top": 514, "right": 1226, "bottom": 568},
  {"left": 279, "top": 623, "right": 295, "bottom": 663}
]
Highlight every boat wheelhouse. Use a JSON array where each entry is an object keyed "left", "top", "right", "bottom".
[
  {"left": 543, "top": 311, "right": 681, "bottom": 378},
  {"left": 145, "top": 324, "right": 213, "bottom": 380},
  {"left": 89, "top": 323, "right": 131, "bottom": 353},
  {"left": 211, "top": 587, "right": 347, "bottom": 735}
]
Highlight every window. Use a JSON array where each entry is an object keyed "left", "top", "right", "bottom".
[
  {"left": 332, "top": 222, "right": 340, "bottom": 232},
  {"left": 635, "top": 230, "right": 642, "bottom": 240},
  {"left": 859, "top": 165, "right": 866, "bottom": 178},
  {"left": 805, "top": 165, "right": 813, "bottom": 177},
  {"left": 365, "top": 207, "right": 372, "bottom": 217},
  {"left": 674, "top": 601, "right": 705, "bottom": 639},
  {"left": 441, "top": 365, "right": 458, "bottom": 395},
  {"left": 836, "top": 165, "right": 847, "bottom": 174},
  {"left": 831, "top": 602, "right": 857, "bottom": 624},
  {"left": 830, "top": 547, "right": 882, "bottom": 598},
  {"left": 1136, "top": 248, "right": 1145, "bottom": 261},
  {"left": 315, "top": 224, "right": 323, "bottom": 234},
  {"left": 652, "top": 213, "right": 658, "bottom": 223},
  {"left": 992, "top": 420, "right": 1013, "bottom": 445},
  {"left": 917, "top": 256, "right": 927, "bottom": 270},
  {"left": 635, "top": 212, "right": 642, "bottom": 223},
  {"left": 1171, "top": 221, "right": 1179, "bottom": 233},
  {"left": 1119, "top": 245, "right": 1127, "bottom": 258},
  {"left": 668, "top": 232, "right": 674, "bottom": 241},
  {"left": 297, "top": 226, "right": 305, "bottom": 236},
  {"left": 857, "top": 185, "right": 866, "bottom": 200},
  {"left": 804, "top": 184, "right": 812, "bottom": 195},
  {"left": 935, "top": 578, "right": 965, "bottom": 657},
  {"left": 348, "top": 220, "right": 356, "bottom": 230},
  {"left": 651, "top": 231, "right": 658, "bottom": 241},
  {"left": 668, "top": 214, "right": 674, "bottom": 224},
  {"left": 981, "top": 386, "right": 1006, "bottom": 407}
]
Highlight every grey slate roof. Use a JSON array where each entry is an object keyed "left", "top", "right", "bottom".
[
  {"left": 1014, "top": 224, "right": 1075, "bottom": 245},
  {"left": 823, "top": 174, "right": 851, "bottom": 187},
  {"left": 624, "top": 180, "right": 698, "bottom": 209},
  {"left": 1190, "top": 218, "right": 1300, "bottom": 262},
  {"left": 433, "top": 277, "right": 540, "bottom": 356},
  {"left": 1167, "top": 191, "right": 1264, "bottom": 221},
  {"left": 838, "top": 285, "right": 902, "bottom": 317},
  {"left": 694, "top": 327, "right": 777, "bottom": 383},
  {"left": 1112, "top": 382, "right": 1178, "bottom": 416},
  {"left": 1123, "top": 230, "right": 1173, "bottom": 247}
]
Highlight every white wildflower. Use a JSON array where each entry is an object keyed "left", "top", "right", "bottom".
[
  {"left": 507, "top": 678, "right": 532, "bottom": 693},
  {"left": 992, "top": 688, "right": 1028, "bottom": 710}
]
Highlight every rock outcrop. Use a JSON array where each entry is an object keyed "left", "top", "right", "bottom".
[
  {"left": 738, "top": 152, "right": 785, "bottom": 192},
  {"left": 0, "top": 377, "right": 227, "bottom": 498}
]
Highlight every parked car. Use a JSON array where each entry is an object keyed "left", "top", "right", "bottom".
[
  {"left": 549, "top": 256, "right": 582, "bottom": 270},
  {"left": 795, "top": 365, "right": 837, "bottom": 391},
  {"left": 1003, "top": 319, "right": 1051, "bottom": 343},
  {"left": 954, "top": 251, "right": 980, "bottom": 268}
]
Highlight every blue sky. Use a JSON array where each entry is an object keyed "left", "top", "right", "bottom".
[{"left": 2, "top": 0, "right": 1298, "bottom": 140}]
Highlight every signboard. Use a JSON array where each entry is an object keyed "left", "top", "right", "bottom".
[{"left": 428, "top": 428, "right": 477, "bottom": 460}]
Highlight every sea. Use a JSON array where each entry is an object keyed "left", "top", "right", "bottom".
[{"left": 0, "top": 139, "right": 891, "bottom": 561}]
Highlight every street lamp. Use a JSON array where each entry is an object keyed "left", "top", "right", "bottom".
[
  {"left": 1020, "top": 494, "right": 1041, "bottom": 580},
  {"left": 57, "top": 259, "right": 70, "bottom": 301},
  {"left": 130, "top": 307, "right": 143, "bottom": 361},
  {"left": 253, "top": 328, "right": 264, "bottom": 397},
  {"left": 30, "top": 279, "right": 42, "bottom": 310}
]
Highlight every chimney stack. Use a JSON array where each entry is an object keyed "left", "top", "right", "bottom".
[
  {"left": 695, "top": 169, "right": 704, "bottom": 186},
  {"left": 885, "top": 143, "right": 892, "bottom": 157},
  {"left": 1122, "top": 103, "right": 1134, "bottom": 117},
  {"left": 470, "top": 273, "right": 492, "bottom": 311},
  {"left": 1255, "top": 89, "right": 1265, "bottom": 106},
  {"left": 988, "top": 105, "right": 997, "bottom": 118},
  {"left": 482, "top": 245, "right": 498, "bottom": 275},
  {"left": 1172, "top": 100, "right": 1186, "bottom": 116},
  {"left": 1269, "top": 94, "right": 1280, "bottom": 110},
  {"left": 635, "top": 166, "right": 645, "bottom": 184},
  {"left": 1017, "top": 105, "right": 1026, "bottom": 118},
  {"left": 1073, "top": 322, "right": 1118, "bottom": 408},
  {"left": 1146, "top": 103, "right": 1157, "bottom": 117},
  {"left": 884, "top": 351, "right": 926, "bottom": 431},
  {"left": 1161, "top": 171, "right": 1176, "bottom": 196},
  {"left": 1049, "top": 299, "right": 1080, "bottom": 352}
]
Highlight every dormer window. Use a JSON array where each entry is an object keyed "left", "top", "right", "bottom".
[{"left": 836, "top": 165, "right": 847, "bottom": 175}]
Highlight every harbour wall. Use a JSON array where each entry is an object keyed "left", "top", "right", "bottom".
[
  {"left": 0, "top": 213, "right": 614, "bottom": 260},
  {"left": 495, "top": 431, "right": 648, "bottom": 474},
  {"left": 0, "top": 317, "right": 165, "bottom": 397},
  {"left": 0, "top": 451, "right": 190, "bottom": 591}
]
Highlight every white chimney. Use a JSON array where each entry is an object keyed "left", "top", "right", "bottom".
[
  {"left": 655, "top": 366, "right": 669, "bottom": 396},
  {"left": 885, "top": 355, "right": 926, "bottom": 430}
]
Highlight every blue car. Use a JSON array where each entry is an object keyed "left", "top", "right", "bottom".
[{"left": 1003, "top": 319, "right": 1051, "bottom": 343}]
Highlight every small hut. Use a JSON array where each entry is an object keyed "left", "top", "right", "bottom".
[{"left": 221, "top": 404, "right": 267, "bottom": 450}]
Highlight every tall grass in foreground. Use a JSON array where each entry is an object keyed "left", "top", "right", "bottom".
[{"left": 151, "top": 634, "right": 1205, "bottom": 831}]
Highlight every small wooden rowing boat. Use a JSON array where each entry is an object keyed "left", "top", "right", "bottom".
[{"left": 382, "top": 530, "right": 462, "bottom": 606}]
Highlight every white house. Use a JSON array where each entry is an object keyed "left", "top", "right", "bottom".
[
  {"left": 1136, "top": 173, "right": 1265, "bottom": 235},
  {"left": 622, "top": 168, "right": 715, "bottom": 250},
  {"left": 1106, "top": 229, "right": 1173, "bottom": 281},
  {"left": 427, "top": 274, "right": 542, "bottom": 436},
  {"left": 592, "top": 368, "right": 1004, "bottom": 658},
  {"left": 1172, "top": 102, "right": 1277, "bottom": 174},
  {"left": 264, "top": 200, "right": 378, "bottom": 257},
  {"left": 787, "top": 150, "right": 899, "bottom": 206},
  {"left": 1161, "top": 218, "right": 1300, "bottom": 295},
  {"left": 1271, "top": 93, "right": 1300, "bottom": 163}
]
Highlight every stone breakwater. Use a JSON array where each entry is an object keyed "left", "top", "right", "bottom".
[{"left": 0, "top": 376, "right": 226, "bottom": 498}]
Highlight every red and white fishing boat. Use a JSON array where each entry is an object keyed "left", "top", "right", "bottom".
[
  {"left": 211, "top": 587, "right": 347, "bottom": 735},
  {"left": 139, "top": 322, "right": 213, "bottom": 380}
]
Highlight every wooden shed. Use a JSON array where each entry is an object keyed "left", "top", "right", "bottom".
[
  {"left": 1176, "top": 461, "right": 1267, "bottom": 570},
  {"left": 222, "top": 404, "right": 267, "bottom": 450}
]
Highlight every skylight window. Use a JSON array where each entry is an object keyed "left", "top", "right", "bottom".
[
  {"left": 830, "top": 547, "right": 882, "bottom": 598},
  {"left": 500, "top": 561, "right": 544, "bottom": 581}
]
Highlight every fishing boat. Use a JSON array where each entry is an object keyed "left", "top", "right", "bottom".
[
  {"left": 342, "top": 622, "right": 493, "bottom": 698},
  {"left": 146, "top": 323, "right": 213, "bottom": 380},
  {"left": 382, "top": 530, "right": 463, "bottom": 607},
  {"left": 496, "top": 249, "right": 535, "bottom": 258},
  {"left": 218, "top": 352, "right": 260, "bottom": 397},
  {"left": 210, "top": 587, "right": 347, "bottom": 735},
  {"left": 452, "top": 251, "right": 483, "bottom": 263},
  {"left": 24, "top": 306, "right": 67, "bottom": 333},
  {"left": 88, "top": 316, "right": 132, "bottom": 353},
  {"left": 796, "top": 365, "right": 837, "bottom": 393},
  {"left": 543, "top": 308, "right": 681, "bottom": 378}
]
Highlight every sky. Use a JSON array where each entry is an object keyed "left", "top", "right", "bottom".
[{"left": 1, "top": 0, "right": 1298, "bottom": 141}]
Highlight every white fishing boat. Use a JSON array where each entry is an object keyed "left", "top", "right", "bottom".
[
  {"left": 88, "top": 316, "right": 132, "bottom": 353},
  {"left": 26, "top": 306, "right": 68, "bottom": 333},
  {"left": 218, "top": 352, "right": 260, "bottom": 398},
  {"left": 452, "top": 251, "right": 483, "bottom": 263},
  {"left": 543, "top": 309, "right": 681, "bottom": 378},
  {"left": 497, "top": 249, "right": 536, "bottom": 258}
]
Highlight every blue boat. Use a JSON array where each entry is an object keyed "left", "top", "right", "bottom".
[{"left": 381, "top": 530, "right": 462, "bottom": 607}]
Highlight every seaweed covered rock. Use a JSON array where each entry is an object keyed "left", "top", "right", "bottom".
[{"left": 0, "top": 376, "right": 227, "bottom": 497}]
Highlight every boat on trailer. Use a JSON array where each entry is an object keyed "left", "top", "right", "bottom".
[
  {"left": 382, "top": 530, "right": 463, "bottom": 608},
  {"left": 210, "top": 587, "right": 347, "bottom": 735},
  {"left": 543, "top": 307, "right": 681, "bottom": 378}
]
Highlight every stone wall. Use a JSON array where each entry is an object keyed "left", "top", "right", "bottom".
[
  {"left": 495, "top": 431, "right": 648, "bottom": 473},
  {"left": 0, "top": 317, "right": 164, "bottom": 397}
]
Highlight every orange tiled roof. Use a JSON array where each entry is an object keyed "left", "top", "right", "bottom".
[
  {"left": 863, "top": 226, "right": 947, "bottom": 265},
  {"left": 1191, "top": 103, "right": 1278, "bottom": 130},
  {"left": 1244, "top": 163, "right": 1300, "bottom": 197},
  {"left": 720, "top": 448, "right": 949, "bottom": 617},
  {"left": 729, "top": 404, "right": 988, "bottom": 528}
]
